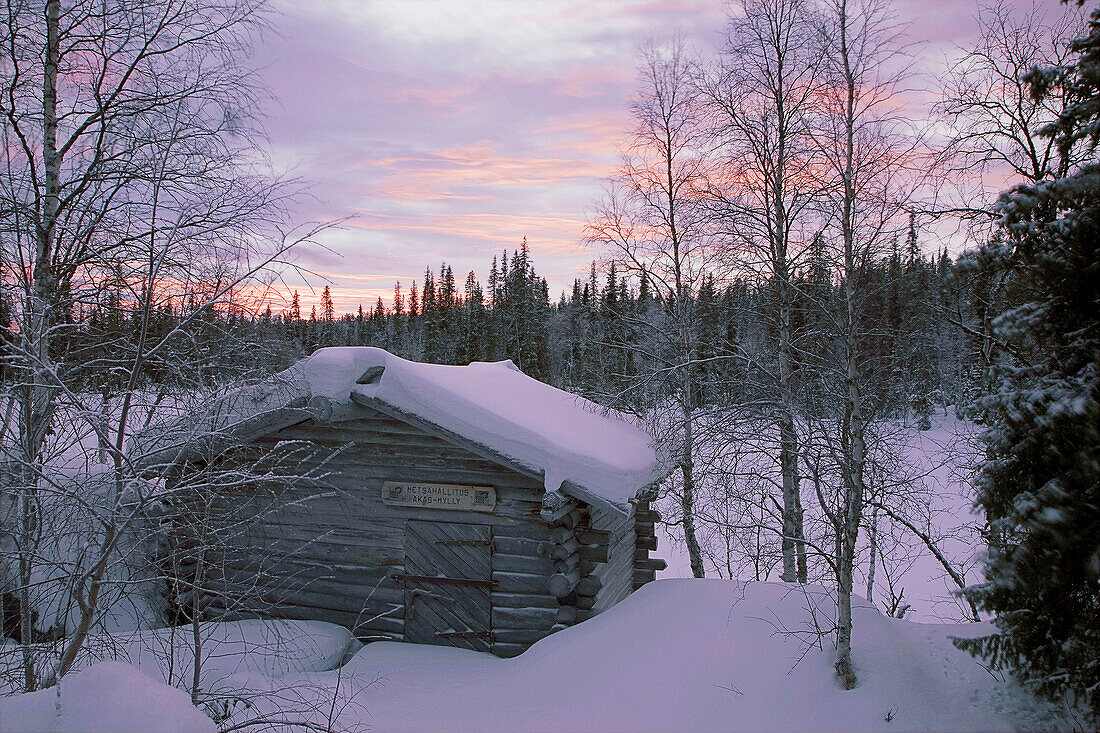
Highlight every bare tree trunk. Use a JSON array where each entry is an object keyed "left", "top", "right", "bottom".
[
  {"left": 866, "top": 506, "right": 878, "bottom": 602},
  {"left": 835, "top": 117, "right": 867, "bottom": 686},
  {"left": 778, "top": 290, "right": 806, "bottom": 582},
  {"left": 13, "top": 0, "right": 62, "bottom": 692},
  {"left": 835, "top": 288, "right": 865, "bottom": 689},
  {"left": 680, "top": 391, "right": 706, "bottom": 578},
  {"left": 835, "top": 343, "right": 865, "bottom": 689},
  {"left": 813, "top": 0, "right": 924, "bottom": 688},
  {"left": 702, "top": 0, "right": 818, "bottom": 584},
  {"left": 191, "top": 541, "right": 206, "bottom": 706},
  {"left": 18, "top": 480, "right": 36, "bottom": 691},
  {"left": 97, "top": 391, "right": 110, "bottom": 464},
  {"left": 45, "top": 521, "right": 117, "bottom": 686},
  {"left": 832, "top": 0, "right": 865, "bottom": 690},
  {"left": 666, "top": 49, "right": 706, "bottom": 580},
  {"left": 778, "top": 421, "right": 805, "bottom": 581},
  {"left": 585, "top": 38, "right": 713, "bottom": 580},
  {"left": 773, "top": 69, "right": 806, "bottom": 585}
]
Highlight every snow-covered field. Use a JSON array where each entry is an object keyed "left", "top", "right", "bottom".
[
  {"left": 659, "top": 414, "right": 986, "bottom": 624},
  {"left": 4, "top": 579, "right": 1071, "bottom": 733},
  {"left": 245, "top": 580, "right": 1020, "bottom": 733},
  {"left": 2, "top": 413, "right": 1082, "bottom": 732}
]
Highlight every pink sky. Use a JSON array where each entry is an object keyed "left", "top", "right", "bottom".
[{"left": 256, "top": 0, "right": 1027, "bottom": 314}]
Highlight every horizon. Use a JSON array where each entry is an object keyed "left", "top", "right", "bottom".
[{"left": 258, "top": 0, "right": 1028, "bottom": 314}]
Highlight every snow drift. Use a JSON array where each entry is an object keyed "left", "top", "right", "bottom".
[
  {"left": 227, "top": 579, "right": 1015, "bottom": 733},
  {"left": 1, "top": 661, "right": 216, "bottom": 733},
  {"left": 3, "top": 580, "right": 1054, "bottom": 732}
]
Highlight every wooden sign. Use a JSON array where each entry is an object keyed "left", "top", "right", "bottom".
[{"left": 382, "top": 481, "right": 496, "bottom": 512}]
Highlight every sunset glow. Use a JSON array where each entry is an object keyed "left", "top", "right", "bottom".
[{"left": 259, "top": 0, "right": 1009, "bottom": 314}]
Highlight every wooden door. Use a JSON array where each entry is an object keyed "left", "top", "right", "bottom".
[{"left": 401, "top": 521, "right": 493, "bottom": 652}]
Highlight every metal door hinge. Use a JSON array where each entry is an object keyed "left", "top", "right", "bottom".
[
  {"left": 392, "top": 573, "right": 498, "bottom": 588},
  {"left": 436, "top": 630, "right": 492, "bottom": 640}
]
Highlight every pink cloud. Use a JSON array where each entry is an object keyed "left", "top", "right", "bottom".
[
  {"left": 256, "top": 0, "right": 1011, "bottom": 313},
  {"left": 347, "top": 210, "right": 586, "bottom": 251},
  {"left": 361, "top": 141, "right": 610, "bottom": 203}
]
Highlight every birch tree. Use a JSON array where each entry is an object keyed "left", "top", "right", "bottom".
[
  {"left": 0, "top": 0, "right": 308, "bottom": 690},
  {"left": 937, "top": 0, "right": 1086, "bottom": 221},
  {"left": 700, "top": 0, "right": 824, "bottom": 584},
  {"left": 585, "top": 36, "right": 718, "bottom": 578},
  {"left": 936, "top": 1, "right": 1085, "bottom": 402},
  {"left": 812, "top": 0, "right": 924, "bottom": 688}
]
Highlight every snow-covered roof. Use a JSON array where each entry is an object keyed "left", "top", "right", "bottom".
[{"left": 135, "top": 347, "right": 666, "bottom": 511}]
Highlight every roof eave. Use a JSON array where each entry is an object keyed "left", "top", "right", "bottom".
[
  {"left": 558, "top": 480, "right": 630, "bottom": 518},
  {"left": 132, "top": 398, "right": 315, "bottom": 473}
]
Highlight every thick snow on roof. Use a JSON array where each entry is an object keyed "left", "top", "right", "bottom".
[{"left": 300, "top": 347, "right": 664, "bottom": 505}]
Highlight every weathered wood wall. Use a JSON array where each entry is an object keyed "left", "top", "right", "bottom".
[
  {"left": 202, "top": 405, "right": 559, "bottom": 657},
  {"left": 180, "top": 403, "right": 657, "bottom": 658},
  {"left": 589, "top": 504, "right": 637, "bottom": 611},
  {"left": 631, "top": 499, "right": 665, "bottom": 589}
]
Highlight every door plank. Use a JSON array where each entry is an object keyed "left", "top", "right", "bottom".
[
  {"left": 403, "top": 521, "right": 492, "bottom": 652},
  {"left": 412, "top": 522, "right": 491, "bottom": 621}
]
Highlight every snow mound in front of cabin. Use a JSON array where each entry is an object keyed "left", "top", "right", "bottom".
[
  {"left": 227, "top": 579, "right": 1018, "bottom": 733},
  {"left": 0, "top": 619, "right": 355, "bottom": 698},
  {"left": 1, "top": 620, "right": 357, "bottom": 731},
  {"left": 0, "top": 661, "right": 216, "bottom": 733},
  {"left": 110, "top": 618, "right": 354, "bottom": 687},
  {"left": 303, "top": 346, "right": 664, "bottom": 504}
]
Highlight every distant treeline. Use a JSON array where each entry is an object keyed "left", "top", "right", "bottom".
[{"left": 2, "top": 235, "right": 983, "bottom": 425}]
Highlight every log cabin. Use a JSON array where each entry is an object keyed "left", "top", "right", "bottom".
[{"left": 134, "top": 347, "right": 669, "bottom": 658}]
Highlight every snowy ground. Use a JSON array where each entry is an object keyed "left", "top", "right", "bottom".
[
  {"left": 2, "top": 661, "right": 217, "bottom": 733},
  {"left": 240, "top": 579, "right": 1019, "bottom": 733},
  {"left": 2, "top": 579, "right": 1073, "bottom": 733},
  {"left": 659, "top": 414, "right": 987, "bottom": 624},
  {"left": 3, "top": 413, "right": 1083, "bottom": 732},
  {"left": 1, "top": 619, "right": 355, "bottom": 731}
]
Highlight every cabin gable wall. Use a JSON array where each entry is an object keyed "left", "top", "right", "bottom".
[
  {"left": 205, "top": 405, "right": 559, "bottom": 657},
  {"left": 187, "top": 403, "right": 653, "bottom": 658},
  {"left": 589, "top": 505, "right": 637, "bottom": 611}
]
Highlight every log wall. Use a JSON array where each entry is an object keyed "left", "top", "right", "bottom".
[
  {"left": 589, "top": 503, "right": 637, "bottom": 611},
  {"left": 201, "top": 405, "right": 560, "bottom": 657},
  {"left": 179, "top": 403, "right": 650, "bottom": 658},
  {"left": 631, "top": 498, "right": 666, "bottom": 589}
]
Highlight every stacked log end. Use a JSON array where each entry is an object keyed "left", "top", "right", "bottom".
[
  {"left": 572, "top": 525, "right": 608, "bottom": 614},
  {"left": 543, "top": 500, "right": 609, "bottom": 631},
  {"left": 632, "top": 499, "right": 666, "bottom": 590}
]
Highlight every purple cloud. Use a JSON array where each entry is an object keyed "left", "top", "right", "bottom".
[{"left": 254, "top": 0, "right": 1028, "bottom": 314}]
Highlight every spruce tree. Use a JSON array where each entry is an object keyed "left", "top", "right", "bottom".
[
  {"left": 320, "top": 286, "right": 335, "bottom": 322},
  {"left": 957, "top": 3, "right": 1100, "bottom": 716},
  {"left": 289, "top": 290, "right": 301, "bottom": 322},
  {"left": 461, "top": 271, "right": 486, "bottom": 364},
  {"left": 695, "top": 275, "right": 719, "bottom": 407},
  {"left": 421, "top": 267, "right": 438, "bottom": 361},
  {"left": 392, "top": 282, "right": 407, "bottom": 355},
  {"left": 443, "top": 265, "right": 460, "bottom": 364}
]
